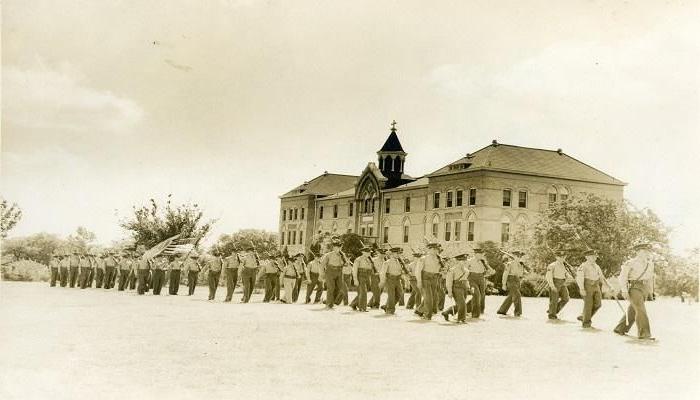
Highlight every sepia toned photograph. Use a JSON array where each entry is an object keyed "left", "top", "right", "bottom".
[{"left": 1, "top": 1, "right": 698, "bottom": 399}]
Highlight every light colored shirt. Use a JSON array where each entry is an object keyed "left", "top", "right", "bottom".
[
  {"left": 241, "top": 253, "right": 259, "bottom": 269},
  {"left": 283, "top": 262, "right": 297, "bottom": 277},
  {"left": 153, "top": 258, "right": 168, "bottom": 270},
  {"left": 576, "top": 260, "right": 605, "bottom": 290},
  {"left": 224, "top": 254, "right": 241, "bottom": 269},
  {"left": 546, "top": 260, "right": 569, "bottom": 288},
  {"left": 183, "top": 258, "right": 200, "bottom": 273},
  {"left": 136, "top": 258, "right": 151, "bottom": 270},
  {"left": 502, "top": 260, "right": 524, "bottom": 287},
  {"left": 320, "top": 250, "right": 345, "bottom": 269},
  {"left": 205, "top": 257, "right": 223, "bottom": 272},
  {"left": 79, "top": 257, "right": 91, "bottom": 269},
  {"left": 446, "top": 262, "right": 469, "bottom": 296},
  {"left": 59, "top": 258, "right": 70, "bottom": 268},
  {"left": 264, "top": 260, "right": 279, "bottom": 274},
  {"left": 68, "top": 255, "right": 81, "bottom": 267},
  {"left": 420, "top": 253, "right": 442, "bottom": 274},
  {"left": 618, "top": 255, "right": 654, "bottom": 288},
  {"left": 120, "top": 258, "right": 132, "bottom": 271},
  {"left": 466, "top": 255, "right": 494, "bottom": 275},
  {"left": 49, "top": 258, "right": 60, "bottom": 269},
  {"left": 169, "top": 260, "right": 182, "bottom": 270},
  {"left": 307, "top": 259, "right": 320, "bottom": 275}
]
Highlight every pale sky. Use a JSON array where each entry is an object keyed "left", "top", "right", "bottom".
[{"left": 1, "top": 1, "right": 699, "bottom": 253}]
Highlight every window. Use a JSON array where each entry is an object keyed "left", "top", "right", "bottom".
[
  {"left": 348, "top": 203, "right": 353, "bottom": 217},
  {"left": 548, "top": 193, "right": 557, "bottom": 204},
  {"left": 467, "top": 221, "right": 475, "bottom": 242},
  {"left": 560, "top": 194, "right": 568, "bottom": 201},
  {"left": 361, "top": 227, "right": 366, "bottom": 236},
  {"left": 444, "top": 222, "right": 452, "bottom": 241},
  {"left": 378, "top": 157, "right": 384, "bottom": 170},
  {"left": 403, "top": 224, "right": 409, "bottom": 243},
  {"left": 301, "top": 208, "right": 305, "bottom": 219},
  {"left": 371, "top": 199, "right": 376, "bottom": 213},
  {"left": 292, "top": 231, "right": 296, "bottom": 245},
  {"left": 432, "top": 221, "right": 439, "bottom": 238},
  {"left": 383, "top": 226, "right": 389, "bottom": 243},
  {"left": 501, "top": 223, "right": 510, "bottom": 243},
  {"left": 454, "top": 221, "right": 461, "bottom": 241},
  {"left": 319, "top": 206, "right": 324, "bottom": 219},
  {"left": 299, "top": 231, "right": 303, "bottom": 245},
  {"left": 433, "top": 192, "right": 441, "bottom": 209},
  {"left": 333, "top": 204, "right": 338, "bottom": 218},
  {"left": 560, "top": 187, "right": 569, "bottom": 201},
  {"left": 281, "top": 231, "right": 285, "bottom": 245},
  {"left": 518, "top": 191, "right": 527, "bottom": 208},
  {"left": 363, "top": 199, "right": 369, "bottom": 213},
  {"left": 369, "top": 227, "right": 373, "bottom": 237},
  {"left": 503, "top": 189, "right": 512, "bottom": 207},
  {"left": 456, "top": 190, "right": 463, "bottom": 207},
  {"left": 295, "top": 208, "right": 299, "bottom": 220},
  {"left": 446, "top": 191, "right": 453, "bottom": 208},
  {"left": 385, "top": 198, "right": 391, "bottom": 214},
  {"left": 469, "top": 188, "right": 476, "bottom": 206},
  {"left": 404, "top": 197, "right": 411, "bottom": 212},
  {"left": 282, "top": 209, "right": 286, "bottom": 221}
]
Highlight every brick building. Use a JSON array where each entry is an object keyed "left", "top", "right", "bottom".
[{"left": 279, "top": 123, "right": 624, "bottom": 255}]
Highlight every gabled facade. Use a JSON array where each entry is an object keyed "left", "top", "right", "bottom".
[{"left": 279, "top": 124, "right": 625, "bottom": 255}]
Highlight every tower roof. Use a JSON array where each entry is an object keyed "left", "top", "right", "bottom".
[{"left": 378, "top": 120, "right": 405, "bottom": 152}]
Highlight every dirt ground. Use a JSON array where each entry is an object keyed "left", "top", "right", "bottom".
[{"left": 0, "top": 281, "right": 697, "bottom": 400}]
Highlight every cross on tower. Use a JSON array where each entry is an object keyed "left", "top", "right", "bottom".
[{"left": 390, "top": 120, "right": 397, "bottom": 132}]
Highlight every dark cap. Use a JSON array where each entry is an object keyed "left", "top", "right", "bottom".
[
  {"left": 390, "top": 247, "right": 403, "bottom": 254},
  {"left": 632, "top": 242, "right": 652, "bottom": 251},
  {"left": 426, "top": 243, "right": 441, "bottom": 250},
  {"left": 511, "top": 250, "right": 525, "bottom": 256},
  {"left": 360, "top": 246, "right": 372, "bottom": 252},
  {"left": 583, "top": 249, "right": 598, "bottom": 256}
]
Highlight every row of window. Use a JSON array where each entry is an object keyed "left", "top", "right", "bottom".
[
  {"left": 431, "top": 188, "right": 476, "bottom": 209},
  {"left": 281, "top": 207, "right": 305, "bottom": 221},
  {"left": 280, "top": 230, "right": 304, "bottom": 246}
]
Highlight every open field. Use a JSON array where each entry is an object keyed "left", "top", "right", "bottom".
[{"left": 1, "top": 281, "right": 698, "bottom": 400}]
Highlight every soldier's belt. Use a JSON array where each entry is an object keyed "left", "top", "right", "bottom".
[{"left": 284, "top": 275, "right": 297, "bottom": 279}]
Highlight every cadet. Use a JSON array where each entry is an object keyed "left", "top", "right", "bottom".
[
  {"left": 282, "top": 255, "right": 299, "bottom": 304},
  {"left": 240, "top": 246, "right": 260, "bottom": 303},
  {"left": 168, "top": 255, "right": 183, "bottom": 294},
  {"left": 442, "top": 252, "right": 470, "bottom": 323},
  {"left": 292, "top": 254, "right": 306, "bottom": 303},
  {"left": 576, "top": 249, "right": 605, "bottom": 328},
  {"left": 338, "top": 258, "right": 353, "bottom": 306},
  {"left": 151, "top": 254, "right": 168, "bottom": 295},
  {"left": 183, "top": 253, "right": 201, "bottom": 296},
  {"left": 260, "top": 253, "right": 280, "bottom": 302},
  {"left": 465, "top": 245, "right": 495, "bottom": 318},
  {"left": 379, "top": 247, "right": 404, "bottom": 315},
  {"left": 204, "top": 251, "right": 223, "bottom": 301},
  {"left": 49, "top": 255, "right": 60, "bottom": 287},
  {"left": 127, "top": 251, "right": 138, "bottom": 290},
  {"left": 136, "top": 253, "right": 151, "bottom": 295},
  {"left": 79, "top": 252, "right": 92, "bottom": 289},
  {"left": 68, "top": 249, "right": 81, "bottom": 288},
  {"left": 614, "top": 243, "right": 655, "bottom": 340},
  {"left": 368, "top": 248, "right": 387, "bottom": 309},
  {"left": 546, "top": 250, "right": 572, "bottom": 320},
  {"left": 103, "top": 250, "right": 118, "bottom": 290},
  {"left": 305, "top": 255, "right": 324, "bottom": 304},
  {"left": 117, "top": 252, "right": 132, "bottom": 291},
  {"left": 223, "top": 250, "right": 241, "bottom": 302},
  {"left": 415, "top": 243, "right": 443, "bottom": 320},
  {"left": 94, "top": 252, "right": 106, "bottom": 289},
  {"left": 405, "top": 251, "right": 423, "bottom": 310},
  {"left": 59, "top": 254, "right": 70, "bottom": 287},
  {"left": 319, "top": 237, "right": 347, "bottom": 309},
  {"left": 350, "top": 246, "right": 374, "bottom": 312},
  {"left": 497, "top": 250, "right": 526, "bottom": 317}
]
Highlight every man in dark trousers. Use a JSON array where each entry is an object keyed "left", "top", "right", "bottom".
[
  {"left": 223, "top": 249, "right": 241, "bottom": 302},
  {"left": 305, "top": 255, "right": 324, "bottom": 304},
  {"left": 136, "top": 253, "right": 151, "bottom": 295},
  {"left": 368, "top": 248, "right": 386, "bottom": 309},
  {"left": 151, "top": 254, "right": 168, "bottom": 295},
  {"left": 614, "top": 243, "right": 656, "bottom": 340},
  {"left": 168, "top": 255, "right": 182, "bottom": 295},
  {"left": 103, "top": 250, "right": 118, "bottom": 290},
  {"left": 183, "top": 253, "right": 201, "bottom": 296},
  {"left": 240, "top": 246, "right": 260, "bottom": 303},
  {"left": 319, "top": 237, "right": 347, "bottom": 310},
  {"left": 68, "top": 249, "right": 81, "bottom": 288},
  {"left": 59, "top": 253, "right": 70, "bottom": 287},
  {"left": 350, "top": 246, "right": 374, "bottom": 312},
  {"left": 497, "top": 250, "right": 526, "bottom": 317},
  {"left": 49, "top": 254, "right": 60, "bottom": 287},
  {"left": 204, "top": 251, "right": 223, "bottom": 301},
  {"left": 465, "top": 245, "right": 495, "bottom": 318}
]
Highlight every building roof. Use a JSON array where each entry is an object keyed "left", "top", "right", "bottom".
[
  {"left": 427, "top": 142, "right": 625, "bottom": 185},
  {"left": 280, "top": 173, "right": 358, "bottom": 199},
  {"left": 321, "top": 187, "right": 356, "bottom": 200},
  {"left": 383, "top": 176, "right": 429, "bottom": 192},
  {"left": 378, "top": 131, "right": 405, "bottom": 153}
]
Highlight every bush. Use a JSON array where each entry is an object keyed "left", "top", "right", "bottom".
[{"left": 1, "top": 260, "right": 50, "bottom": 281}]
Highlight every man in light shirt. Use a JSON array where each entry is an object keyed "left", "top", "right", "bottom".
[
  {"left": 576, "top": 249, "right": 606, "bottom": 328},
  {"left": 497, "top": 250, "right": 526, "bottom": 317},
  {"left": 465, "top": 245, "right": 495, "bottom": 318},
  {"left": 546, "top": 250, "right": 572, "bottom": 320},
  {"left": 350, "top": 246, "right": 374, "bottom": 312},
  {"left": 442, "top": 252, "right": 470, "bottom": 323},
  {"left": 405, "top": 251, "right": 423, "bottom": 310},
  {"left": 379, "top": 247, "right": 405, "bottom": 315},
  {"left": 305, "top": 255, "right": 324, "bottom": 304},
  {"left": 223, "top": 249, "right": 241, "bottom": 302},
  {"left": 614, "top": 243, "right": 656, "bottom": 340}
]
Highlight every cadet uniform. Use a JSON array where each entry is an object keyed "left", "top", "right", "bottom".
[
  {"left": 379, "top": 248, "right": 404, "bottom": 314},
  {"left": 337, "top": 262, "right": 353, "bottom": 306},
  {"left": 305, "top": 258, "right": 324, "bottom": 304},
  {"left": 465, "top": 249, "right": 494, "bottom": 318},
  {"left": 59, "top": 255, "right": 70, "bottom": 287},
  {"left": 94, "top": 255, "right": 105, "bottom": 288},
  {"left": 442, "top": 254, "right": 470, "bottom": 323},
  {"left": 204, "top": 255, "right": 223, "bottom": 300},
  {"left": 436, "top": 262, "right": 448, "bottom": 312},
  {"left": 104, "top": 252, "right": 118, "bottom": 289},
  {"left": 79, "top": 255, "right": 92, "bottom": 289},
  {"left": 282, "top": 258, "right": 299, "bottom": 304},
  {"left": 127, "top": 254, "right": 138, "bottom": 290},
  {"left": 240, "top": 250, "right": 260, "bottom": 303},
  {"left": 349, "top": 247, "right": 374, "bottom": 312},
  {"left": 415, "top": 244, "right": 443, "bottom": 320},
  {"left": 151, "top": 256, "right": 168, "bottom": 295},
  {"left": 183, "top": 255, "right": 201, "bottom": 296},
  {"left": 319, "top": 240, "right": 346, "bottom": 309},
  {"left": 136, "top": 257, "right": 151, "bottom": 295},
  {"left": 260, "top": 257, "right": 280, "bottom": 302},
  {"left": 497, "top": 252, "right": 526, "bottom": 316},
  {"left": 546, "top": 256, "right": 571, "bottom": 320},
  {"left": 405, "top": 253, "right": 423, "bottom": 309},
  {"left": 223, "top": 253, "right": 241, "bottom": 302},
  {"left": 576, "top": 250, "right": 605, "bottom": 328},
  {"left": 118, "top": 255, "right": 131, "bottom": 291},
  {"left": 68, "top": 252, "right": 81, "bottom": 288},
  {"left": 614, "top": 244, "right": 655, "bottom": 339},
  {"left": 168, "top": 257, "right": 183, "bottom": 295},
  {"left": 49, "top": 256, "right": 60, "bottom": 287},
  {"left": 292, "top": 256, "right": 305, "bottom": 302},
  {"left": 368, "top": 251, "right": 386, "bottom": 309}
]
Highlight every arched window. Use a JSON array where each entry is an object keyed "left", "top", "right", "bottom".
[
  {"left": 559, "top": 187, "right": 570, "bottom": 201},
  {"left": 378, "top": 156, "right": 384, "bottom": 170},
  {"left": 386, "top": 156, "right": 394, "bottom": 171},
  {"left": 500, "top": 215, "right": 511, "bottom": 243},
  {"left": 393, "top": 156, "right": 401, "bottom": 172},
  {"left": 466, "top": 212, "right": 476, "bottom": 242},
  {"left": 382, "top": 222, "right": 389, "bottom": 244},
  {"left": 547, "top": 186, "right": 558, "bottom": 205},
  {"left": 402, "top": 218, "right": 410, "bottom": 243},
  {"left": 516, "top": 214, "right": 528, "bottom": 234},
  {"left": 431, "top": 215, "right": 440, "bottom": 239}
]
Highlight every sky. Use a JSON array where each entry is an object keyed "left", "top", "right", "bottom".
[{"left": 1, "top": 0, "right": 699, "bottom": 253}]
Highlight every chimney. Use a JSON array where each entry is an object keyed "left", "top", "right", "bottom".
[
  {"left": 491, "top": 140, "right": 498, "bottom": 147},
  {"left": 557, "top": 148, "right": 563, "bottom": 155}
]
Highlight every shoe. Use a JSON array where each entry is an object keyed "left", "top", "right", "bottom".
[
  {"left": 380, "top": 305, "right": 386, "bottom": 311},
  {"left": 351, "top": 305, "right": 357, "bottom": 311},
  {"left": 497, "top": 311, "right": 506, "bottom": 316},
  {"left": 582, "top": 323, "right": 592, "bottom": 328},
  {"left": 577, "top": 316, "right": 583, "bottom": 321},
  {"left": 639, "top": 336, "right": 656, "bottom": 341},
  {"left": 305, "top": 300, "right": 310, "bottom": 304},
  {"left": 548, "top": 315, "right": 558, "bottom": 320},
  {"left": 457, "top": 319, "right": 466, "bottom": 324},
  {"left": 441, "top": 311, "right": 449, "bottom": 321},
  {"left": 613, "top": 329, "right": 627, "bottom": 336},
  {"left": 414, "top": 310, "right": 423, "bottom": 317}
]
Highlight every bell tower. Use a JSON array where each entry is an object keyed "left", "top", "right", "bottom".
[{"left": 377, "top": 120, "right": 407, "bottom": 186}]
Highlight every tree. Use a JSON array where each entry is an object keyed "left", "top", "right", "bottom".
[
  {"left": 1, "top": 198, "right": 23, "bottom": 238},
  {"left": 120, "top": 195, "right": 215, "bottom": 250},
  {"left": 211, "top": 229, "right": 279, "bottom": 257},
  {"left": 530, "top": 194, "right": 669, "bottom": 278},
  {"left": 307, "top": 232, "right": 363, "bottom": 261},
  {"left": 67, "top": 226, "right": 97, "bottom": 252},
  {"left": 1, "top": 233, "right": 67, "bottom": 265}
]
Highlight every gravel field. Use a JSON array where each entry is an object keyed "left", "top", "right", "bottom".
[{"left": 1, "top": 281, "right": 697, "bottom": 400}]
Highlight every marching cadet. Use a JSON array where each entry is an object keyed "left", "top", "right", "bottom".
[
  {"left": 436, "top": 259, "right": 448, "bottom": 312},
  {"left": 103, "top": 250, "right": 118, "bottom": 290},
  {"left": 368, "top": 248, "right": 387, "bottom": 309},
  {"left": 350, "top": 246, "right": 375, "bottom": 312},
  {"left": 203, "top": 251, "right": 223, "bottom": 301},
  {"left": 59, "top": 253, "right": 70, "bottom": 287},
  {"left": 151, "top": 254, "right": 168, "bottom": 295},
  {"left": 118, "top": 251, "right": 132, "bottom": 291},
  {"left": 223, "top": 249, "right": 241, "bottom": 302},
  {"left": 614, "top": 243, "right": 655, "bottom": 340},
  {"left": 49, "top": 254, "right": 60, "bottom": 287},
  {"left": 274, "top": 254, "right": 284, "bottom": 302},
  {"left": 405, "top": 251, "right": 423, "bottom": 310},
  {"left": 291, "top": 254, "right": 306, "bottom": 303},
  {"left": 94, "top": 251, "right": 106, "bottom": 289},
  {"left": 338, "top": 258, "right": 353, "bottom": 306},
  {"left": 497, "top": 250, "right": 526, "bottom": 317},
  {"left": 128, "top": 251, "right": 138, "bottom": 290},
  {"left": 84, "top": 252, "right": 96, "bottom": 288},
  {"left": 379, "top": 247, "right": 404, "bottom": 315},
  {"left": 259, "top": 253, "right": 280, "bottom": 303},
  {"left": 545, "top": 250, "right": 572, "bottom": 320},
  {"left": 68, "top": 249, "right": 81, "bottom": 288},
  {"left": 78, "top": 251, "right": 92, "bottom": 288},
  {"left": 168, "top": 255, "right": 183, "bottom": 295},
  {"left": 575, "top": 249, "right": 605, "bottom": 328},
  {"left": 465, "top": 245, "right": 495, "bottom": 318},
  {"left": 183, "top": 253, "right": 201, "bottom": 296},
  {"left": 319, "top": 237, "right": 347, "bottom": 310},
  {"left": 239, "top": 246, "right": 260, "bottom": 303},
  {"left": 281, "top": 254, "right": 299, "bottom": 304},
  {"left": 442, "top": 252, "right": 470, "bottom": 323},
  {"left": 415, "top": 242, "right": 443, "bottom": 320},
  {"left": 305, "top": 254, "right": 324, "bottom": 304},
  {"left": 136, "top": 252, "right": 151, "bottom": 295}
]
